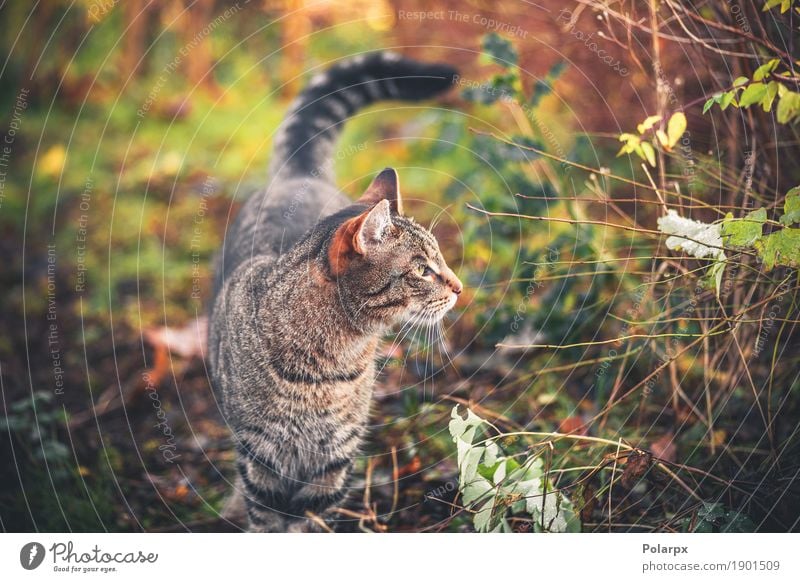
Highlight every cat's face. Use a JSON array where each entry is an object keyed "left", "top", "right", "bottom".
[{"left": 328, "top": 169, "right": 462, "bottom": 328}]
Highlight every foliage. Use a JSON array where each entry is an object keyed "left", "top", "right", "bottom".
[
  {"left": 0, "top": 392, "right": 70, "bottom": 474},
  {"left": 618, "top": 112, "right": 686, "bottom": 167},
  {"left": 703, "top": 59, "right": 800, "bottom": 124},
  {"left": 653, "top": 202, "right": 800, "bottom": 302},
  {"left": 657, "top": 194, "right": 800, "bottom": 289},
  {"left": 449, "top": 406, "right": 580, "bottom": 533},
  {"left": 0, "top": 392, "right": 116, "bottom": 530},
  {"left": 722, "top": 208, "right": 766, "bottom": 248},
  {"left": 451, "top": 2, "right": 800, "bottom": 534},
  {"left": 682, "top": 503, "right": 756, "bottom": 533}
]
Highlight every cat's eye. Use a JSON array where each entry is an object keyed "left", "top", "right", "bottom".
[{"left": 418, "top": 264, "right": 434, "bottom": 278}]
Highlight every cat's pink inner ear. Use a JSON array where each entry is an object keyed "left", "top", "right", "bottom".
[
  {"left": 356, "top": 199, "right": 393, "bottom": 248},
  {"left": 328, "top": 213, "right": 367, "bottom": 276},
  {"left": 356, "top": 168, "right": 403, "bottom": 214},
  {"left": 328, "top": 201, "right": 393, "bottom": 276}
]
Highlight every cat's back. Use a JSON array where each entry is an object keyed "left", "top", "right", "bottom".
[{"left": 213, "top": 177, "right": 348, "bottom": 295}]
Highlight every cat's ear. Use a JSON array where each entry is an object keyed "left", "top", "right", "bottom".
[
  {"left": 328, "top": 200, "right": 394, "bottom": 276},
  {"left": 356, "top": 168, "right": 403, "bottom": 215},
  {"left": 356, "top": 199, "right": 394, "bottom": 249}
]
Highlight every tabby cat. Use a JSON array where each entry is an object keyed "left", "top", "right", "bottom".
[{"left": 208, "top": 52, "right": 462, "bottom": 532}]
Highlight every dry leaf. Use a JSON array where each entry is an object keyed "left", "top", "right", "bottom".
[
  {"left": 650, "top": 433, "right": 677, "bottom": 463},
  {"left": 558, "top": 415, "right": 587, "bottom": 435},
  {"left": 621, "top": 449, "right": 653, "bottom": 489},
  {"left": 144, "top": 317, "right": 208, "bottom": 359}
]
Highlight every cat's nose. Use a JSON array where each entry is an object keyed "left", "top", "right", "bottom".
[{"left": 447, "top": 272, "right": 463, "bottom": 295}]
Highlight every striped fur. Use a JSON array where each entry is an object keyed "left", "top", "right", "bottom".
[
  {"left": 268, "top": 52, "right": 457, "bottom": 182},
  {"left": 208, "top": 52, "right": 460, "bottom": 532}
]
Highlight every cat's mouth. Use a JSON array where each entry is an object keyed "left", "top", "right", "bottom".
[{"left": 408, "top": 294, "right": 458, "bottom": 325}]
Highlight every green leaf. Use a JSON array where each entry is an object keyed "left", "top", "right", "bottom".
[
  {"left": 703, "top": 98, "right": 715, "bottom": 114},
  {"left": 719, "top": 510, "right": 756, "bottom": 533},
  {"left": 462, "top": 86, "right": 497, "bottom": 105},
  {"left": 699, "top": 502, "right": 725, "bottom": 520},
  {"left": 462, "top": 478, "right": 493, "bottom": 505},
  {"left": 0, "top": 415, "right": 27, "bottom": 431},
  {"left": 721, "top": 207, "right": 766, "bottom": 246},
  {"left": 666, "top": 112, "right": 687, "bottom": 148},
  {"left": 477, "top": 460, "right": 502, "bottom": 481},
  {"left": 483, "top": 32, "right": 518, "bottom": 68},
  {"left": 617, "top": 133, "right": 640, "bottom": 157},
  {"left": 462, "top": 71, "right": 518, "bottom": 104},
  {"left": 449, "top": 405, "right": 485, "bottom": 444},
  {"left": 738, "top": 83, "right": 768, "bottom": 108},
  {"left": 473, "top": 503, "right": 495, "bottom": 532},
  {"left": 35, "top": 440, "right": 70, "bottom": 461},
  {"left": 732, "top": 76, "right": 749, "bottom": 87},
  {"left": 456, "top": 439, "right": 482, "bottom": 480},
  {"left": 527, "top": 488, "right": 581, "bottom": 533},
  {"left": 640, "top": 141, "right": 656, "bottom": 167},
  {"left": 689, "top": 502, "right": 756, "bottom": 532},
  {"left": 780, "top": 186, "right": 800, "bottom": 225},
  {"left": 762, "top": 82, "right": 779, "bottom": 112},
  {"left": 776, "top": 90, "right": 800, "bottom": 124},
  {"left": 755, "top": 228, "right": 800, "bottom": 270},
  {"left": 637, "top": 115, "right": 662, "bottom": 134},
  {"left": 708, "top": 257, "right": 726, "bottom": 297},
  {"left": 450, "top": 406, "right": 581, "bottom": 534},
  {"left": 508, "top": 456, "right": 544, "bottom": 482},
  {"left": 753, "top": 58, "right": 779, "bottom": 81},
  {"left": 719, "top": 91, "right": 736, "bottom": 110},
  {"left": 493, "top": 459, "right": 508, "bottom": 485},
  {"left": 11, "top": 398, "right": 34, "bottom": 413},
  {"left": 530, "top": 61, "right": 567, "bottom": 107},
  {"left": 483, "top": 440, "right": 500, "bottom": 467}
]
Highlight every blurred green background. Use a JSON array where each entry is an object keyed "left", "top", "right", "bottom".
[{"left": 1, "top": 0, "right": 799, "bottom": 532}]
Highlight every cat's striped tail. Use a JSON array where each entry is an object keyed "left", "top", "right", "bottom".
[{"left": 268, "top": 51, "right": 458, "bottom": 181}]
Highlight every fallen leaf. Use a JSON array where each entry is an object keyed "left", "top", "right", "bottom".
[
  {"left": 143, "top": 317, "right": 207, "bottom": 386},
  {"left": 536, "top": 393, "right": 558, "bottom": 406},
  {"left": 558, "top": 415, "right": 587, "bottom": 435},
  {"left": 173, "top": 484, "right": 189, "bottom": 500},
  {"left": 621, "top": 449, "right": 653, "bottom": 489},
  {"left": 398, "top": 456, "right": 421, "bottom": 477},
  {"left": 650, "top": 433, "right": 677, "bottom": 463},
  {"left": 37, "top": 144, "right": 67, "bottom": 178},
  {"left": 145, "top": 316, "right": 208, "bottom": 359}
]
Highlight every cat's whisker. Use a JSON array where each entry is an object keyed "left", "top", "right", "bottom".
[
  {"left": 421, "top": 316, "right": 431, "bottom": 399},
  {"left": 425, "top": 313, "right": 439, "bottom": 399},
  {"left": 411, "top": 315, "right": 427, "bottom": 364},
  {"left": 375, "top": 312, "right": 423, "bottom": 378},
  {"left": 351, "top": 297, "right": 374, "bottom": 320},
  {"left": 436, "top": 320, "right": 460, "bottom": 379},
  {"left": 433, "top": 321, "right": 445, "bottom": 365},
  {"left": 398, "top": 312, "right": 426, "bottom": 355}
]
